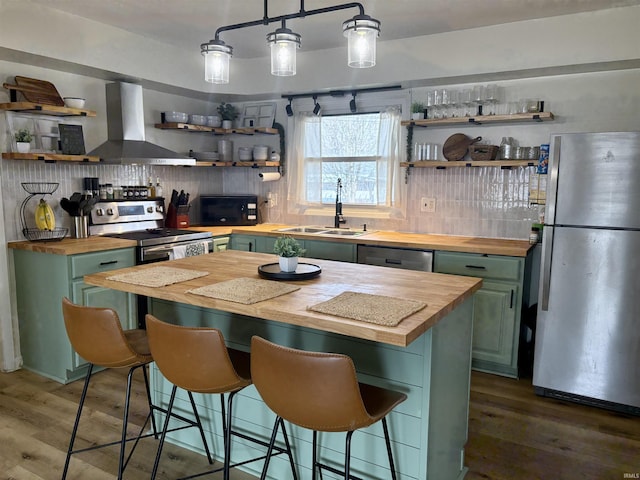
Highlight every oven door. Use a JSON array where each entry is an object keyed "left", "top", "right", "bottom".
[{"left": 140, "top": 239, "right": 214, "bottom": 264}]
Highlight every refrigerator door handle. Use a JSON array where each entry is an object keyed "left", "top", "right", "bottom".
[{"left": 540, "top": 226, "right": 554, "bottom": 311}]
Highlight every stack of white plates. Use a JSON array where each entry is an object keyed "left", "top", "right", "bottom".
[
  {"left": 252, "top": 145, "right": 269, "bottom": 160},
  {"left": 163, "top": 111, "right": 188, "bottom": 123},
  {"left": 238, "top": 147, "right": 253, "bottom": 161},
  {"left": 189, "top": 114, "right": 207, "bottom": 126},
  {"left": 207, "top": 115, "right": 222, "bottom": 127}
]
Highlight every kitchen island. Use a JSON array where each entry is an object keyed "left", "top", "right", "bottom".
[{"left": 84, "top": 250, "right": 482, "bottom": 480}]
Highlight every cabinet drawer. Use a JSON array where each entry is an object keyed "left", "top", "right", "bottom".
[
  {"left": 70, "top": 248, "right": 135, "bottom": 279},
  {"left": 434, "top": 251, "right": 522, "bottom": 281}
]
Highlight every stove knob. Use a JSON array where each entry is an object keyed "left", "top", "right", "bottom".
[
  {"left": 156, "top": 205, "right": 164, "bottom": 213},
  {"left": 95, "top": 208, "right": 104, "bottom": 216},
  {"left": 147, "top": 206, "right": 154, "bottom": 213},
  {"left": 106, "top": 208, "right": 114, "bottom": 216}
]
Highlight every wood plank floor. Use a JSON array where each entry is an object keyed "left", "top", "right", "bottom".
[{"left": 1, "top": 367, "right": 639, "bottom": 479}]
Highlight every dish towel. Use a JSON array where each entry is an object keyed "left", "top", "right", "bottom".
[{"left": 169, "top": 241, "right": 209, "bottom": 260}]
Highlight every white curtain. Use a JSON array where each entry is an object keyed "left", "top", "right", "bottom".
[{"left": 287, "top": 107, "right": 404, "bottom": 216}]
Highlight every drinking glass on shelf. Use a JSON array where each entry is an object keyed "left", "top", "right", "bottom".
[
  {"left": 484, "top": 84, "right": 500, "bottom": 115},
  {"left": 433, "top": 89, "right": 443, "bottom": 119},
  {"left": 426, "top": 90, "right": 436, "bottom": 120},
  {"left": 460, "top": 88, "right": 473, "bottom": 117},
  {"left": 472, "top": 85, "right": 485, "bottom": 115},
  {"left": 448, "top": 90, "right": 461, "bottom": 117}
]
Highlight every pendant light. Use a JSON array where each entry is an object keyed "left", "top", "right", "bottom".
[
  {"left": 267, "top": 24, "right": 301, "bottom": 77},
  {"left": 342, "top": 14, "right": 380, "bottom": 68},
  {"left": 203, "top": 1, "right": 381, "bottom": 83},
  {"left": 201, "top": 39, "right": 233, "bottom": 84}
]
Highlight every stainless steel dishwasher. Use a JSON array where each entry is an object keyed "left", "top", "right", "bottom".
[{"left": 357, "top": 245, "right": 433, "bottom": 271}]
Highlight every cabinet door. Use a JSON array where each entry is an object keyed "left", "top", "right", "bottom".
[
  {"left": 304, "top": 240, "right": 355, "bottom": 263},
  {"left": 256, "top": 236, "right": 278, "bottom": 254},
  {"left": 71, "top": 280, "right": 137, "bottom": 368},
  {"left": 231, "top": 235, "right": 257, "bottom": 251},
  {"left": 472, "top": 280, "right": 518, "bottom": 368}
]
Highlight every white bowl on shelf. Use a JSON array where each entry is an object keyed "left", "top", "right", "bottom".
[
  {"left": 163, "top": 111, "right": 188, "bottom": 123},
  {"left": 206, "top": 115, "right": 222, "bottom": 127},
  {"left": 63, "top": 97, "right": 86, "bottom": 109},
  {"left": 252, "top": 145, "right": 269, "bottom": 160},
  {"left": 189, "top": 114, "right": 207, "bottom": 126}
]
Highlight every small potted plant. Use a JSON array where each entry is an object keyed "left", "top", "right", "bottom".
[
  {"left": 15, "top": 128, "right": 33, "bottom": 153},
  {"left": 273, "top": 235, "right": 305, "bottom": 272},
  {"left": 411, "top": 102, "right": 425, "bottom": 121},
  {"left": 217, "top": 102, "right": 238, "bottom": 129}
]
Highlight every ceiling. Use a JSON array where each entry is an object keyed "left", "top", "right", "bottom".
[{"left": 25, "top": 0, "right": 640, "bottom": 59}]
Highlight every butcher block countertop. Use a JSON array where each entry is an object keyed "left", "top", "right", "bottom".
[
  {"left": 7, "top": 235, "right": 136, "bottom": 255},
  {"left": 84, "top": 250, "right": 482, "bottom": 347},
  {"left": 7, "top": 223, "right": 532, "bottom": 257},
  {"left": 190, "top": 223, "right": 534, "bottom": 257}
]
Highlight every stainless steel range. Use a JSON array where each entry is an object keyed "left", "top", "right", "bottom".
[
  {"left": 90, "top": 199, "right": 213, "bottom": 263},
  {"left": 90, "top": 198, "right": 213, "bottom": 328}
]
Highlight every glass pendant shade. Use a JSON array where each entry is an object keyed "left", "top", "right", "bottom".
[
  {"left": 343, "top": 15, "right": 380, "bottom": 68},
  {"left": 201, "top": 40, "right": 233, "bottom": 84},
  {"left": 267, "top": 28, "right": 301, "bottom": 76}
]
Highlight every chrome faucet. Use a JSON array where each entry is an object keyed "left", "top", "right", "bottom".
[{"left": 334, "top": 178, "right": 346, "bottom": 228}]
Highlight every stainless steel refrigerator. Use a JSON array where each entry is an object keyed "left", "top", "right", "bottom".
[{"left": 533, "top": 131, "right": 640, "bottom": 414}]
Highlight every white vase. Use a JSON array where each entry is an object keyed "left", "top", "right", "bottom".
[
  {"left": 16, "top": 142, "right": 31, "bottom": 153},
  {"left": 279, "top": 256, "right": 298, "bottom": 273},
  {"left": 222, "top": 120, "right": 233, "bottom": 130},
  {"left": 411, "top": 112, "right": 423, "bottom": 120}
]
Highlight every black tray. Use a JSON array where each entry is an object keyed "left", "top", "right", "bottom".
[{"left": 258, "top": 262, "right": 321, "bottom": 280}]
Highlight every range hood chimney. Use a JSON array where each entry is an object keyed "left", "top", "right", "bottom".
[{"left": 88, "top": 82, "right": 195, "bottom": 166}]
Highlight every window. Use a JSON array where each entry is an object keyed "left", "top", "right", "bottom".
[{"left": 288, "top": 107, "right": 403, "bottom": 218}]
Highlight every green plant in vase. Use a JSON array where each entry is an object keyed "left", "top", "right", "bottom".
[
  {"left": 273, "top": 235, "right": 305, "bottom": 272},
  {"left": 15, "top": 128, "right": 33, "bottom": 153},
  {"left": 411, "top": 102, "right": 425, "bottom": 120},
  {"left": 217, "top": 102, "right": 238, "bottom": 129}
]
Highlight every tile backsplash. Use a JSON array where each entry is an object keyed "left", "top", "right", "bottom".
[{"left": 1, "top": 159, "right": 538, "bottom": 242}]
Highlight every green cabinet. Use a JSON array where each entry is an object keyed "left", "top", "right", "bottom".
[
  {"left": 13, "top": 247, "right": 136, "bottom": 383},
  {"left": 231, "top": 234, "right": 356, "bottom": 262},
  {"left": 434, "top": 251, "right": 525, "bottom": 378}
]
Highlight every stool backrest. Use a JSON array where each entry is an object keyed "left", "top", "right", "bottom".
[
  {"left": 62, "top": 297, "right": 144, "bottom": 368},
  {"left": 145, "top": 314, "right": 250, "bottom": 393},
  {"left": 250, "top": 336, "right": 372, "bottom": 432}
]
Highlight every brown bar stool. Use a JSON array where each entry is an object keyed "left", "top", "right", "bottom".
[
  {"left": 251, "top": 335, "right": 407, "bottom": 480},
  {"left": 61, "top": 297, "right": 193, "bottom": 480},
  {"left": 145, "top": 314, "right": 297, "bottom": 480}
]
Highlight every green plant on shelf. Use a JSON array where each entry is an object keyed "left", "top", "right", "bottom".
[
  {"left": 411, "top": 102, "right": 425, "bottom": 114},
  {"left": 15, "top": 128, "right": 33, "bottom": 143},
  {"left": 217, "top": 102, "right": 238, "bottom": 121}
]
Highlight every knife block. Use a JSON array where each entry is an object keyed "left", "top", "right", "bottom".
[{"left": 166, "top": 204, "right": 190, "bottom": 228}]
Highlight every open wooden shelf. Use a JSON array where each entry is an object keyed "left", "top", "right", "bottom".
[
  {"left": 401, "top": 111, "right": 554, "bottom": 128},
  {"left": 401, "top": 160, "right": 537, "bottom": 169},
  {"left": 0, "top": 102, "right": 96, "bottom": 117},
  {"left": 193, "top": 160, "right": 280, "bottom": 168},
  {"left": 2, "top": 152, "right": 100, "bottom": 163},
  {"left": 155, "top": 123, "right": 278, "bottom": 135}
]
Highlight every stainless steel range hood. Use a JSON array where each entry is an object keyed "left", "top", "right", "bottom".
[{"left": 88, "top": 82, "right": 195, "bottom": 166}]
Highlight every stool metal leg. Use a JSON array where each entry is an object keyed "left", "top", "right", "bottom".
[
  {"left": 151, "top": 385, "right": 178, "bottom": 480},
  {"left": 382, "top": 417, "right": 398, "bottom": 480},
  {"left": 61, "top": 363, "right": 94, "bottom": 480},
  {"left": 312, "top": 430, "right": 319, "bottom": 480},
  {"left": 260, "top": 416, "right": 298, "bottom": 480},
  {"left": 142, "top": 364, "right": 159, "bottom": 439},
  {"left": 187, "top": 391, "right": 213, "bottom": 465},
  {"left": 344, "top": 430, "right": 354, "bottom": 480}
]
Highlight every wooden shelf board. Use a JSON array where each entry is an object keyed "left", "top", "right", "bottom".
[
  {"left": 2, "top": 152, "right": 100, "bottom": 163},
  {"left": 0, "top": 102, "right": 96, "bottom": 117},
  {"left": 401, "top": 160, "right": 536, "bottom": 168},
  {"left": 193, "top": 161, "right": 280, "bottom": 168},
  {"left": 155, "top": 123, "right": 277, "bottom": 135},
  {"left": 401, "top": 112, "right": 554, "bottom": 128}
]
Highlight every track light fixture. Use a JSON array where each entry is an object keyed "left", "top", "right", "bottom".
[
  {"left": 285, "top": 97, "right": 294, "bottom": 117},
  {"left": 201, "top": 1, "right": 381, "bottom": 84},
  {"left": 313, "top": 95, "right": 321, "bottom": 116},
  {"left": 349, "top": 92, "right": 357, "bottom": 113}
]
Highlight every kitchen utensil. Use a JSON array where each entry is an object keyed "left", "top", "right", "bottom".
[
  {"left": 170, "top": 189, "right": 179, "bottom": 207},
  {"left": 177, "top": 190, "right": 186, "bottom": 205},
  {"left": 443, "top": 134, "right": 482, "bottom": 161},
  {"left": 3, "top": 76, "right": 65, "bottom": 106},
  {"left": 70, "top": 192, "right": 83, "bottom": 203},
  {"left": 60, "top": 197, "right": 80, "bottom": 217}
]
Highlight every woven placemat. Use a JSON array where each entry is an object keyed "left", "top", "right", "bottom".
[
  {"left": 308, "top": 291, "right": 426, "bottom": 327},
  {"left": 106, "top": 266, "right": 209, "bottom": 288},
  {"left": 187, "top": 277, "right": 300, "bottom": 305}
]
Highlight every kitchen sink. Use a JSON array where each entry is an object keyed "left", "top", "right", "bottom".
[{"left": 274, "top": 226, "right": 372, "bottom": 237}]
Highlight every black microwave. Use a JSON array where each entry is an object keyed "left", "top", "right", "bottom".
[{"left": 199, "top": 194, "right": 258, "bottom": 226}]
